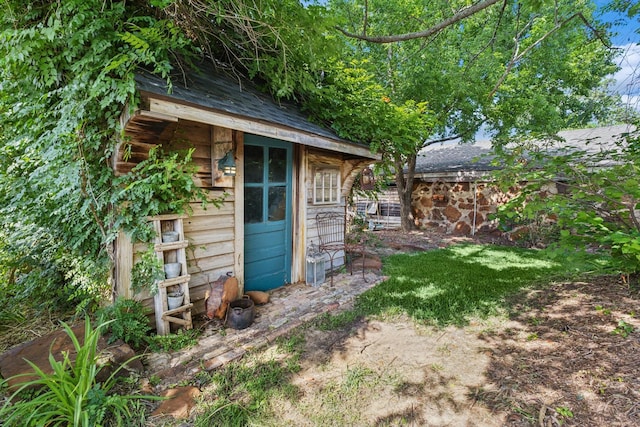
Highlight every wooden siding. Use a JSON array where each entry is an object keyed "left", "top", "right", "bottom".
[
  {"left": 114, "top": 114, "right": 242, "bottom": 318},
  {"left": 305, "top": 148, "right": 349, "bottom": 270},
  {"left": 115, "top": 192, "right": 235, "bottom": 316},
  {"left": 115, "top": 106, "right": 371, "bottom": 320},
  {"left": 183, "top": 201, "right": 236, "bottom": 313}
]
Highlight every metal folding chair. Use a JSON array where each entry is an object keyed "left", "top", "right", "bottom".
[{"left": 316, "top": 211, "right": 366, "bottom": 285}]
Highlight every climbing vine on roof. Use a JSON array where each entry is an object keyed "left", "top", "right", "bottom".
[{"left": 0, "top": 0, "right": 197, "bottom": 309}]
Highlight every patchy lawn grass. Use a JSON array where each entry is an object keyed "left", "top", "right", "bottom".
[
  {"left": 357, "top": 244, "right": 592, "bottom": 326},
  {"left": 146, "top": 244, "right": 623, "bottom": 427}
]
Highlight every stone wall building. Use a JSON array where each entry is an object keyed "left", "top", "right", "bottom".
[
  {"left": 410, "top": 125, "right": 634, "bottom": 236},
  {"left": 411, "top": 140, "right": 505, "bottom": 235}
]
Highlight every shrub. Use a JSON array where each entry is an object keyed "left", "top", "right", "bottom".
[
  {"left": 147, "top": 328, "right": 200, "bottom": 352},
  {"left": 96, "top": 298, "right": 152, "bottom": 349},
  {"left": 493, "top": 126, "right": 640, "bottom": 279}
]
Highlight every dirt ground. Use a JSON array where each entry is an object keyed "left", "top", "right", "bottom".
[{"left": 269, "top": 230, "right": 640, "bottom": 426}]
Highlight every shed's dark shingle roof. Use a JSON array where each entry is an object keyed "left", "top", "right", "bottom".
[{"left": 135, "top": 66, "right": 351, "bottom": 144}]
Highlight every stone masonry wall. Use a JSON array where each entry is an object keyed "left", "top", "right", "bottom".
[{"left": 411, "top": 180, "right": 511, "bottom": 235}]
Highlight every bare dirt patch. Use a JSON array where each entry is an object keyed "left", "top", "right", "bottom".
[
  {"left": 279, "top": 317, "right": 508, "bottom": 426},
  {"left": 479, "top": 277, "right": 640, "bottom": 426}
]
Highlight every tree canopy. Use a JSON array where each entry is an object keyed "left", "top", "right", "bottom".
[{"left": 318, "top": 0, "right": 620, "bottom": 230}]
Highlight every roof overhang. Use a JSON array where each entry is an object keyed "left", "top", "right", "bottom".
[
  {"left": 140, "top": 93, "right": 379, "bottom": 160},
  {"left": 128, "top": 68, "right": 380, "bottom": 161}
]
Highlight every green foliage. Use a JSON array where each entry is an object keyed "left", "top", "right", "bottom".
[
  {"left": 146, "top": 328, "right": 200, "bottom": 352},
  {"left": 186, "top": 333, "right": 303, "bottom": 425},
  {"left": 0, "top": 0, "right": 197, "bottom": 311},
  {"left": 113, "top": 146, "right": 224, "bottom": 242},
  {"left": 130, "top": 246, "right": 164, "bottom": 296},
  {"left": 612, "top": 319, "right": 634, "bottom": 337},
  {"left": 493, "top": 125, "right": 640, "bottom": 277},
  {"left": 158, "top": 0, "right": 336, "bottom": 99},
  {"left": 324, "top": 0, "right": 618, "bottom": 231},
  {"left": 96, "top": 298, "right": 152, "bottom": 349},
  {"left": 306, "top": 60, "right": 433, "bottom": 155},
  {"left": 0, "top": 317, "right": 156, "bottom": 426},
  {"left": 96, "top": 297, "right": 201, "bottom": 353},
  {"left": 555, "top": 405, "right": 574, "bottom": 419},
  {"left": 196, "top": 352, "right": 300, "bottom": 426},
  {"left": 313, "top": 309, "right": 362, "bottom": 331}
]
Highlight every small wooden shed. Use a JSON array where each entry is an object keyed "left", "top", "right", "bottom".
[{"left": 112, "top": 66, "right": 379, "bottom": 325}]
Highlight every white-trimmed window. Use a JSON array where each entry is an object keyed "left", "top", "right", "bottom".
[{"left": 313, "top": 168, "right": 340, "bottom": 204}]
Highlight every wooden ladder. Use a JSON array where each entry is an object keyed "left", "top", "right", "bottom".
[{"left": 151, "top": 215, "right": 193, "bottom": 335}]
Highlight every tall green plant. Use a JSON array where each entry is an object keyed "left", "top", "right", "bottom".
[
  {"left": 0, "top": 317, "right": 157, "bottom": 426},
  {"left": 493, "top": 125, "right": 640, "bottom": 278},
  {"left": 96, "top": 298, "right": 152, "bottom": 349},
  {"left": 0, "top": 0, "right": 195, "bottom": 310},
  {"left": 113, "top": 146, "right": 224, "bottom": 242}
]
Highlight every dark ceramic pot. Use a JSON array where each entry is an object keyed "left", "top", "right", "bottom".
[{"left": 227, "top": 296, "right": 255, "bottom": 330}]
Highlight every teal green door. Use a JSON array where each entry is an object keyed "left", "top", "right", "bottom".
[{"left": 244, "top": 135, "right": 293, "bottom": 291}]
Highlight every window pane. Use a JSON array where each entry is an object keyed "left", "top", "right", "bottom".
[
  {"left": 269, "top": 148, "right": 287, "bottom": 182},
  {"left": 268, "top": 186, "right": 286, "bottom": 221},
  {"left": 245, "top": 187, "right": 263, "bottom": 223},
  {"left": 313, "top": 169, "right": 341, "bottom": 204},
  {"left": 245, "top": 145, "right": 263, "bottom": 183}
]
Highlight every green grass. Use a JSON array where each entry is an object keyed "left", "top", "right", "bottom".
[{"left": 354, "top": 244, "right": 598, "bottom": 326}]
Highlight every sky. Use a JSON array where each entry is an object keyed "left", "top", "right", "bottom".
[{"left": 594, "top": 1, "right": 640, "bottom": 112}]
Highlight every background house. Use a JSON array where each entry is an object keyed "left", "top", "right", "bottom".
[
  {"left": 411, "top": 124, "right": 634, "bottom": 235},
  {"left": 112, "top": 66, "right": 379, "bottom": 324}
]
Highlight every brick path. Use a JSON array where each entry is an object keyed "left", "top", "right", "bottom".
[{"left": 145, "top": 270, "right": 384, "bottom": 388}]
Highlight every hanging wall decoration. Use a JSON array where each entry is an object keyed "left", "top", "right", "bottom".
[{"left": 360, "top": 167, "right": 375, "bottom": 191}]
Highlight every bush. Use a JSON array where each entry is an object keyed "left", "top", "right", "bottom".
[
  {"left": 96, "top": 298, "right": 152, "bottom": 349},
  {"left": 147, "top": 328, "right": 200, "bottom": 352},
  {"left": 493, "top": 126, "right": 640, "bottom": 279}
]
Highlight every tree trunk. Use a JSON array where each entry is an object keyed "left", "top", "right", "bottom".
[{"left": 395, "top": 153, "right": 417, "bottom": 232}]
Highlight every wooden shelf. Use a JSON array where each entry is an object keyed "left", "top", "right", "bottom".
[
  {"left": 154, "top": 240, "right": 189, "bottom": 252},
  {"left": 158, "top": 274, "right": 192, "bottom": 289},
  {"left": 162, "top": 303, "right": 194, "bottom": 317},
  {"left": 150, "top": 216, "right": 193, "bottom": 335}
]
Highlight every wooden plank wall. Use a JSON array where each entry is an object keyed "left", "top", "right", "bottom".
[
  {"left": 115, "top": 118, "right": 237, "bottom": 317},
  {"left": 305, "top": 149, "right": 347, "bottom": 269},
  {"left": 115, "top": 116, "right": 359, "bottom": 316},
  {"left": 129, "top": 196, "right": 235, "bottom": 316}
]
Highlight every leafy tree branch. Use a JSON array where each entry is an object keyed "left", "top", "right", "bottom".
[{"left": 336, "top": 0, "right": 503, "bottom": 43}]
